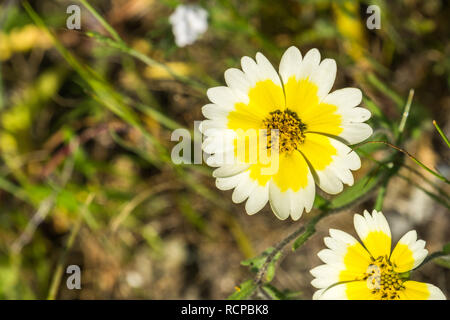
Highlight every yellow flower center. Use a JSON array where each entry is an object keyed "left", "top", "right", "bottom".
[
  {"left": 262, "top": 109, "right": 307, "bottom": 154},
  {"left": 363, "top": 255, "right": 405, "bottom": 300}
]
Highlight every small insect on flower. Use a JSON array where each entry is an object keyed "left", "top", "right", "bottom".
[
  {"left": 310, "top": 210, "right": 446, "bottom": 300},
  {"left": 169, "top": 4, "right": 208, "bottom": 47},
  {"left": 200, "top": 46, "right": 372, "bottom": 220}
]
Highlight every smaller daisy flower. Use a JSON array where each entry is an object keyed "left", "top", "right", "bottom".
[
  {"left": 310, "top": 210, "right": 446, "bottom": 300},
  {"left": 169, "top": 4, "right": 208, "bottom": 47}
]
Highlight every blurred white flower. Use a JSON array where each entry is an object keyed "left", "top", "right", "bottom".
[{"left": 169, "top": 4, "right": 208, "bottom": 47}]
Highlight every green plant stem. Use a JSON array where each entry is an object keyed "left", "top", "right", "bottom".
[
  {"left": 372, "top": 89, "right": 412, "bottom": 212},
  {"left": 367, "top": 73, "right": 404, "bottom": 110},
  {"left": 397, "top": 172, "right": 450, "bottom": 210},
  {"left": 254, "top": 209, "right": 335, "bottom": 287},
  {"left": 360, "top": 152, "right": 450, "bottom": 209},
  {"left": 253, "top": 223, "right": 309, "bottom": 286},
  {"left": 360, "top": 141, "right": 449, "bottom": 184},
  {"left": 403, "top": 163, "right": 449, "bottom": 200},
  {"left": 374, "top": 181, "right": 388, "bottom": 211},
  {"left": 78, "top": 0, "right": 123, "bottom": 43},
  {"left": 433, "top": 120, "right": 450, "bottom": 149},
  {"left": 398, "top": 89, "right": 414, "bottom": 138}
]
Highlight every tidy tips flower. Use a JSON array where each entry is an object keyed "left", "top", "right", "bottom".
[
  {"left": 200, "top": 46, "right": 373, "bottom": 220},
  {"left": 310, "top": 210, "right": 446, "bottom": 300}
]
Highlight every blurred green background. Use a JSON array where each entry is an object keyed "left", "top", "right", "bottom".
[{"left": 0, "top": 0, "right": 448, "bottom": 299}]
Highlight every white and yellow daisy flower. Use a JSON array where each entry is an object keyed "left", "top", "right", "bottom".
[
  {"left": 311, "top": 210, "right": 446, "bottom": 300},
  {"left": 200, "top": 46, "right": 372, "bottom": 220}
]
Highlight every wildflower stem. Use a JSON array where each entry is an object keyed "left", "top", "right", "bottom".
[
  {"left": 402, "top": 163, "right": 449, "bottom": 199},
  {"left": 360, "top": 152, "right": 450, "bottom": 209},
  {"left": 254, "top": 221, "right": 309, "bottom": 286},
  {"left": 366, "top": 74, "right": 405, "bottom": 111},
  {"left": 397, "top": 173, "right": 450, "bottom": 209},
  {"left": 357, "top": 141, "right": 449, "bottom": 184},
  {"left": 255, "top": 209, "right": 350, "bottom": 286},
  {"left": 433, "top": 120, "right": 450, "bottom": 149},
  {"left": 398, "top": 89, "right": 414, "bottom": 135},
  {"left": 374, "top": 181, "right": 388, "bottom": 211},
  {"left": 78, "top": 0, "right": 123, "bottom": 44},
  {"left": 254, "top": 210, "right": 333, "bottom": 287}
]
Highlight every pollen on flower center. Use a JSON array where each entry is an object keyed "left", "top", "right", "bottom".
[
  {"left": 262, "top": 109, "right": 307, "bottom": 153},
  {"left": 363, "top": 255, "right": 405, "bottom": 300}
]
